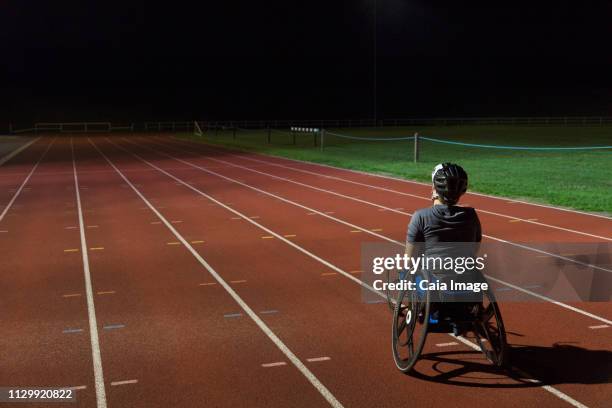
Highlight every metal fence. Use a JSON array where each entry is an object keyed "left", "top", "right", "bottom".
[{"left": 4, "top": 117, "right": 612, "bottom": 135}]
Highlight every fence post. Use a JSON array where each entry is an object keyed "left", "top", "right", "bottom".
[
  {"left": 413, "top": 132, "right": 419, "bottom": 163},
  {"left": 320, "top": 129, "right": 325, "bottom": 151}
]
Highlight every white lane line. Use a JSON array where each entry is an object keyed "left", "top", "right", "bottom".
[
  {"left": 150, "top": 139, "right": 612, "bottom": 271},
  {"left": 91, "top": 138, "right": 344, "bottom": 408},
  {"left": 484, "top": 276, "right": 612, "bottom": 326},
  {"left": 133, "top": 138, "right": 612, "bottom": 324},
  {"left": 261, "top": 362, "right": 287, "bottom": 368},
  {"left": 588, "top": 324, "right": 609, "bottom": 330},
  {"left": 450, "top": 334, "right": 588, "bottom": 408},
  {"left": 110, "top": 380, "right": 138, "bottom": 386},
  {"left": 175, "top": 136, "right": 611, "bottom": 221},
  {"left": 202, "top": 156, "right": 612, "bottom": 252},
  {"left": 171, "top": 138, "right": 612, "bottom": 238},
  {"left": 116, "top": 138, "right": 589, "bottom": 408},
  {"left": 0, "top": 139, "right": 54, "bottom": 223},
  {"left": 307, "top": 357, "right": 331, "bottom": 362},
  {"left": 70, "top": 385, "right": 88, "bottom": 390},
  {"left": 71, "top": 138, "right": 107, "bottom": 408},
  {"left": 206, "top": 149, "right": 612, "bottom": 273},
  {"left": 0, "top": 137, "right": 40, "bottom": 166}
]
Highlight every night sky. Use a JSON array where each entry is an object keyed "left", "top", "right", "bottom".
[{"left": 3, "top": 1, "right": 611, "bottom": 123}]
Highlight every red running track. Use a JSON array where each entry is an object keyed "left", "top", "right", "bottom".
[{"left": 0, "top": 135, "right": 610, "bottom": 408}]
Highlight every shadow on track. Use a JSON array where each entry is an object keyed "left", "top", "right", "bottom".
[{"left": 409, "top": 342, "right": 612, "bottom": 388}]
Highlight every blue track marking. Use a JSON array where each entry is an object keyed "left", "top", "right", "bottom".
[
  {"left": 63, "top": 328, "right": 84, "bottom": 334},
  {"left": 103, "top": 324, "right": 125, "bottom": 330}
]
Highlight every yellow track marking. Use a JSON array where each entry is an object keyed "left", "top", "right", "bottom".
[
  {"left": 166, "top": 242, "right": 181, "bottom": 245},
  {"left": 63, "top": 293, "right": 81, "bottom": 298},
  {"left": 261, "top": 235, "right": 274, "bottom": 239},
  {"left": 97, "top": 291, "right": 116, "bottom": 295},
  {"left": 191, "top": 240, "right": 204, "bottom": 244},
  {"left": 90, "top": 247, "right": 104, "bottom": 251},
  {"left": 64, "top": 248, "right": 79, "bottom": 253},
  {"left": 231, "top": 280, "right": 247, "bottom": 284},
  {"left": 321, "top": 272, "right": 338, "bottom": 276},
  {"left": 350, "top": 270, "right": 363, "bottom": 274},
  {"left": 350, "top": 230, "right": 362, "bottom": 233},
  {"left": 199, "top": 282, "right": 217, "bottom": 286},
  {"left": 371, "top": 228, "right": 383, "bottom": 232},
  {"left": 283, "top": 234, "right": 296, "bottom": 238}
]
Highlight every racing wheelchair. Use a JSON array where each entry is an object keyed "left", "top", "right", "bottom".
[{"left": 387, "top": 270, "right": 508, "bottom": 373}]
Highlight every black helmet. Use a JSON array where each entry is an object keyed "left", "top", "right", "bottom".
[{"left": 431, "top": 163, "right": 468, "bottom": 205}]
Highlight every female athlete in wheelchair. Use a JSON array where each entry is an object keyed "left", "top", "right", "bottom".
[{"left": 389, "top": 163, "right": 507, "bottom": 373}]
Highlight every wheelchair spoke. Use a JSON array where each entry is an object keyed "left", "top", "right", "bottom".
[{"left": 481, "top": 303, "right": 495, "bottom": 322}]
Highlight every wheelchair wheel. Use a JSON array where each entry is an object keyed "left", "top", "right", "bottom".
[
  {"left": 474, "top": 289, "right": 507, "bottom": 367},
  {"left": 391, "top": 283, "right": 430, "bottom": 373}
]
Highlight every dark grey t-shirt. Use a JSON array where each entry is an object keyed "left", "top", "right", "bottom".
[{"left": 407, "top": 205, "right": 482, "bottom": 245}]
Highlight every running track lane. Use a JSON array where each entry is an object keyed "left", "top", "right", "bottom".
[
  {"left": 97, "top": 136, "right": 604, "bottom": 407},
  {"left": 73, "top": 137, "right": 338, "bottom": 407},
  {"left": 145, "top": 136, "right": 612, "bottom": 320},
  {"left": 116, "top": 136, "right": 612, "bottom": 407},
  {"left": 0, "top": 138, "right": 54, "bottom": 220},
  {"left": 166, "top": 136, "right": 612, "bottom": 237},
  {"left": 0, "top": 137, "right": 97, "bottom": 407}
]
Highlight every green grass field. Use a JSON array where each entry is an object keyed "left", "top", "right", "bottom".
[{"left": 181, "top": 125, "right": 612, "bottom": 214}]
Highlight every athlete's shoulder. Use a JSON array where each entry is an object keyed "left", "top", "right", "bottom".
[
  {"left": 461, "top": 206, "right": 480, "bottom": 219},
  {"left": 413, "top": 207, "right": 433, "bottom": 219}
]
